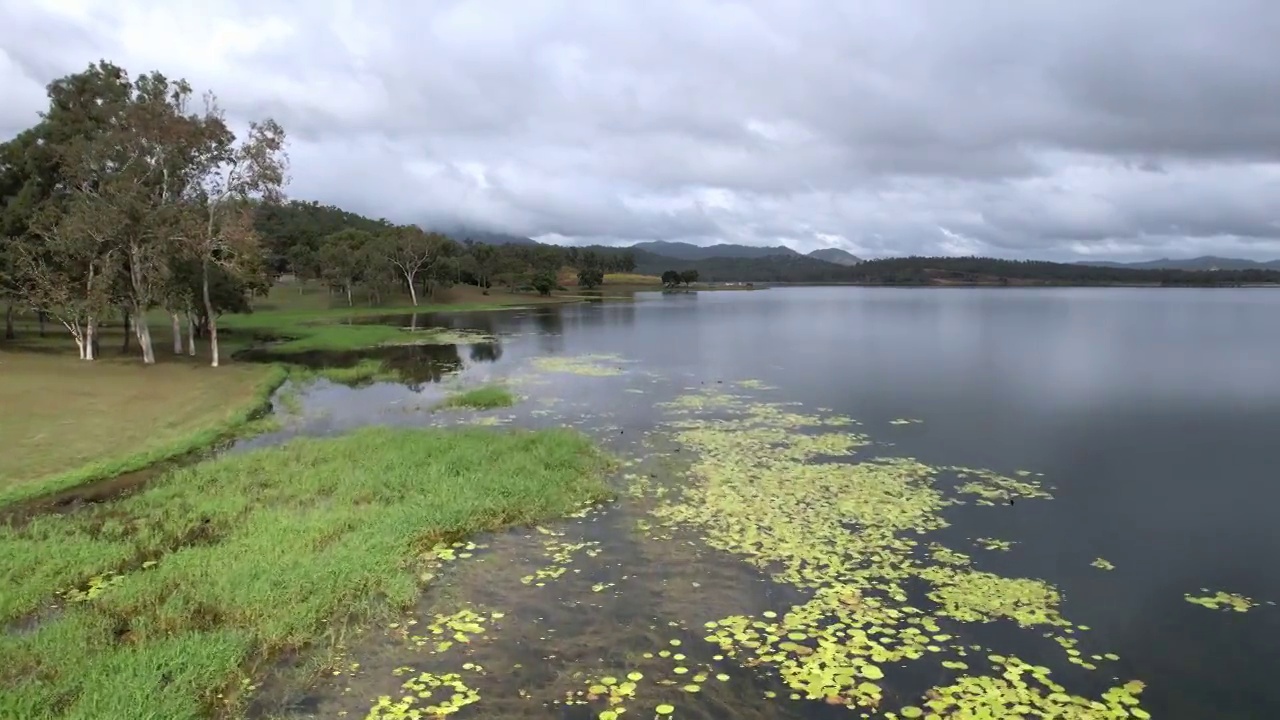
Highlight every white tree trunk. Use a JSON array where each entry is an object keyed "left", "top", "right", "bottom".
[
  {"left": 345, "top": 283, "right": 353, "bottom": 307},
  {"left": 187, "top": 313, "right": 196, "bottom": 356},
  {"left": 172, "top": 312, "right": 183, "bottom": 354},
  {"left": 405, "top": 272, "right": 419, "bottom": 306},
  {"left": 135, "top": 312, "right": 156, "bottom": 364},
  {"left": 84, "top": 317, "right": 96, "bottom": 361},
  {"left": 201, "top": 260, "right": 220, "bottom": 368}
]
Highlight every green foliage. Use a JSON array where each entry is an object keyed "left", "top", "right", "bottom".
[
  {"left": 436, "top": 384, "right": 518, "bottom": 410},
  {"left": 0, "top": 426, "right": 609, "bottom": 718},
  {"left": 661, "top": 270, "right": 681, "bottom": 287},
  {"left": 679, "top": 269, "right": 699, "bottom": 285},
  {"left": 531, "top": 269, "right": 557, "bottom": 296},
  {"left": 577, "top": 266, "right": 605, "bottom": 289}
]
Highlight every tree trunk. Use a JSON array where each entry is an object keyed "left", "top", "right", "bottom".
[
  {"left": 345, "top": 283, "right": 353, "bottom": 307},
  {"left": 202, "top": 260, "right": 220, "bottom": 367},
  {"left": 85, "top": 317, "right": 97, "bottom": 361},
  {"left": 171, "top": 312, "right": 183, "bottom": 354},
  {"left": 121, "top": 308, "right": 132, "bottom": 354},
  {"left": 410, "top": 313, "right": 418, "bottom": 331},
  {"left": 405, "top": 272, "right": 419, "bottom": 306},
  {"left": 38, "top": 310, "right": 46, "bottom": 337},
  {"left": 134, "top": 308, "right": 155, "bottom": 364},
  {"left": 187, "top": 313, "right": 197, "bottom": 356},
  {"left": 4, "top": 303, "right": 13, "bottom": 340}
]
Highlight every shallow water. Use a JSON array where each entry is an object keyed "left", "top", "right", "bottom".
[{"left": 246, "top": 287, "right": 1280, "bottom": 719}]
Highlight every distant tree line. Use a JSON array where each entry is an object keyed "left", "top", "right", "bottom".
[
  {"left": 840, "top": 257, "right": 1280, "bottom": 287},
  {"left": 254, "top": 201, "right": 640, "bottom": 299}
]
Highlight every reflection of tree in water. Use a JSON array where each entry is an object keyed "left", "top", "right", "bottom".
[
  {"left": 469, "top": 342, "right": 503, "bottom": 363},
  {"left": 376, "top": 344, "right": 464, "bottom": 386},
  {"left": 244, "top": 344, "right": 464, "bottom": 386},
  {"left": 531, "top": 308, "right": 565, "bottom": 353}
]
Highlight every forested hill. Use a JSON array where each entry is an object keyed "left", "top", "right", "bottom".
[{"left": 246, "top": 203, "right": 1280, "bottom": 286}]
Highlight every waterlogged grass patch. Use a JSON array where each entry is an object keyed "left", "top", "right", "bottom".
[
  {"left": 639, "top": 388, "right": 1148, "bottom": 717},
  {"left": 975, "top": 538, "right": 1015, "bottom": 551},
  {"left": 288, "top": 358, "right": 401, "bottom": 386},
  {"left": 435, "top": 384, "right": 518, "bottom": 411},
  {"left": 0, "top": 426, "right": 609, "bottom": 719},
  {"left": 531, "top": 353, "right": 629, "bottom": 377},
  {"left": 889, "top": 418, "right": 924, "bottom": 425},
  {"left": 1184, "top": 589, "right": 1257, "bottom": 612},
  {"left": 1091, "top": 558, "right": 1116, "bottom": 571}
]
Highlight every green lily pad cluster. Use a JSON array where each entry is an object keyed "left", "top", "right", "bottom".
[
  {"left": 403, "top": 607, "right": 502, "bottom": 653},
  {"left": 974, "top": 538, "right": 1014, "bottom": 551},
  {"left": 640, "top": 389, "right": 1148, "bottom": 717},
  {"left": 1184, "top": 589, "right": 1257, "bottom": 612},
  {"left": 889, "top": 418, "right": 924, "bottom": 425},
  {"left": 1090, "top": 558, "right": 1115, "bottom": 571},
  {"left": 530, "top": 354, "right": 628, "bottom": 377},
  {"left": 733, "top": 379, "right": 777, "bottom": 390},
  {"left": 519, "top": 533, "right": 602, "bottom": 586},
  {"left": 365, "top": 670, "right": 481, "bottom": 718}
]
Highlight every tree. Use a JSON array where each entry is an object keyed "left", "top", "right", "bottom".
[
  {"left": 577, "top": 266, "right": 604, "bottom": 289},
  {"left": 679, "top": 269, "right": 699, "bottom": 286},
  {"left": 318, "top": 229, "right": 369, "bottom": 306},
  {"left": 661, "top": 269, "right": 680, "bottom": 288},
  {"left": 468, "top": 242, "right": 498, "bottom": 289},
  {"left": 286, "top": 242, "right": 316, "bottom": 292},
  {"left": 530, "top": 269, "right": 557, "bottom": 296},
  {"left": 57, "top": 69, "right": 200, "bottom": 364},
  {"left": 183, "top": 98, "right": 288, "bottom": 367},
  {"left": 380, "top": 226, "right": 453, "bottom": 306}
]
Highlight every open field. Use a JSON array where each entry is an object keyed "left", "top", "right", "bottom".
[
  {"left": 0, "top": 353, "right": 285, "bottom": 507},
  {"left": 0, "top": 426, "right": 610, "bottom": 719}
]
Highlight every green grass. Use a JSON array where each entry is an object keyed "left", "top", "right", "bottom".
[
  {"left": 0, "top": 426, "right": 611, "bottom": 719},
  {"left": 436, "top": 384, "right": 518, "bottom": 410},
  {"left": 286, "top": 358, "right": 399, "bottom": 386},
  {"left": 0, "top": 353, "right": 288, "bottom": 507}
]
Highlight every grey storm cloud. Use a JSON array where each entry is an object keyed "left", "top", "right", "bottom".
[{"left": 3, "top": 0, "right": 1280, "bottom": 260}]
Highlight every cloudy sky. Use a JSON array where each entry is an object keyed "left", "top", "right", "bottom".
[{"left": 3, "top": 1, "right": 1280, "bottom": 261}]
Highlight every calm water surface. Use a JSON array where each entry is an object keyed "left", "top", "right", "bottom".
[{"left": 252, "top": 287, "right": 1280, "bottom": 720}]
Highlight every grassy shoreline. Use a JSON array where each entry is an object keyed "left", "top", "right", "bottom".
[
  {"left": 0, "top": 426, "right": 612, "bottom": 718},
  {"left": 0, "top": 360, "right": 290, "bottom": 509}
]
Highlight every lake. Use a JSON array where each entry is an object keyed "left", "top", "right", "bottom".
[{"left": 250, "top": 286, "right": 1280, "bottom": 720}]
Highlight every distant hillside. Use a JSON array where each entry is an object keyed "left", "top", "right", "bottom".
[
  {"left": 1078, "top": 256, "right": 1280, "bottom": 271},
  {"left": 808, "top": 248, "right": 863, "bottom": 266},
  {"left": 437, "top": 227, "right": 540, "bottom": 246},
  {"left": 846, "top": 257, "right": 1280, "bottom": 287},
  {"left": 630, "top": 240, "right": 800, "bottom": 260},
  {"left": 585, "top": 245, "right": 863, "bottom": 283}
]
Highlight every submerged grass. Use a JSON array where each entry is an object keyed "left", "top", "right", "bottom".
[
  {"left": 0, "top": 355, "right": 288, "bottom": 507},
  {"left": 0, "top": 426, "right": 611, "bottom": 719},
  {"left": 285, "top": 358, "right": 400, "bottom": 386},
  {"left": 436, "top": 384, "right": 518, "bottom": 411}
]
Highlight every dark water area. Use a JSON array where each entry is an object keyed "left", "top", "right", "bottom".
[{"left": 248, "top": 287, "right": 1280, "bottom": 719}]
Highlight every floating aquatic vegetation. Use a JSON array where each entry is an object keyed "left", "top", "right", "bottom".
[
  {"left": 1184, "top": 589, "right": 1257, "bottom": 612},
  {"left": 530, "top": 353, "right": 628, "bottom": 376},
  {"left": 520, "top": 535, "right": 602, "bottom": 586},
  {"left": 733, "top": 379, "right": 777, "bottom": 390},
  {"left": 384, "top": 328, "right": 496, "bottom": 346},
  {"left": 640, "top": 388, "right": 1147, "bottom": 717},
  {"left": 889, "top": 418, "right": 924, "bottom": 425},
  {"left": 975, "top": 537, "right": 1015, "bottom": 551},
  {"left": 366, "top": 671, "right": 481, "bottom": 718},
  {"left": 403, "top": 607, "right": 502, "bottom": 652},
  {"left": 1090, "top": 558, "right": 1115, "bottom": 571}
]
